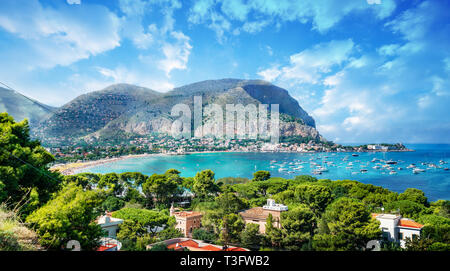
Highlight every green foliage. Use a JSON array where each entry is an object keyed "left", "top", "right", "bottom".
[
  {"left": 0, "top": 113, "right": 60, "bottom": 213},
  {"left": 219, "top": 213, "right": 245, "bottom": 245},
  {"left": 430, "top": 200, "right": 450, "bottom": 218},
  {"left": 216, "top": 177, "right": 250, "bottom": 185},
  {"left": 26, "top": 183, "right": 104, "bottom": 250},
  {"left": 192, "top": 228, "right": 217, "bottom": 242},
  {"left": 280, "top": 205, "right": 316, "bottom": 250},
  {"left": 98, "top": 173, "right": 125, "bottom": 196},
  {"left": 240, "top": 223, "right": 262, "bottom": 249},
  {"left": 272, "top": 190, "right": 296, "bottom": 205},
  {"left": 112, "top": 208, "right": 170, "bottom": 235},
  {"left": 124, "top": 187, "right": 145, "bottom": 204},
  {"left": 264, "top": 213, "right": 282, "bottom": 248},
  {"left": 313, "top": 197, "right": 381, "bottom": 251},
  {"left": 181, "top": 177, "right": 195, "bottom": 190},
  {"left": 252, "top": 171, "right": 271, "bottom": 182},
  {"left": 294, "top": 184, "right": 333, "bottom": 214},
  {"left": 142, "top": 173, "right": 179, "bottom": 207},
  {"left": 119, "top": 172, "right": 147, "bottom": 188},
  {"left": 384, "top": 200, "right": 429, "bottom": 219},
  {"left": 192, "top": 170, "right": 220, "bottom": 200},
  {"left": 399, "top": 188, "right": 428, "bottom": 206},
  {"left": 215, "top": 192, "right": 248, "bottom": 214},
  {"left": 100, "top": 196, "right": 125, "bottom": 212},
  {"left": 293, "top": 175, "right": 318, "bottom": 184},
  {"left": 149, "top": 242, "right": 172, "bottom": 251}
]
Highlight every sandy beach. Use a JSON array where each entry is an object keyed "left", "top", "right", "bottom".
[
  {"left": 50, "top": 151, "right": 235, "bottom": 175},
  {"left": 50, "top": 153, "right": 163, "bottom": 175}
]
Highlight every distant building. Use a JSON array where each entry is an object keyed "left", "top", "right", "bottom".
[
  {"left": 239, "top": 199, "right": 288, "bottom": 234},
  {"left": 170, "top": 204, "right": 203, "bottom": 238},
  {"left": 367, "top": 144, "right": 382, "bottom": 150},
  {"left": 97, "top": 212, "right": 123, "bottom": 238},
  {"left": 372, "top": 213, "right": 424, "bottom": 248},
  {"left": 96, "top": 212, "right": 124, "bottom": 251},
  {"left": 147, "top": 238, "right": 249, "bottom": 251}
]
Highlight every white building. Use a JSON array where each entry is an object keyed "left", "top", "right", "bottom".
[
  {"left": 97, "top": 212, "right": 123, "bottom": 238},
  {"left": 263, "top": 199, "right": 289, "bottom": 211},
  {"left": 372, "top": 213, "right": 424, "bottom": 248}
]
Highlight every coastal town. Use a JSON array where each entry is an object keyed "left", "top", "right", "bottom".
[{"left": 47, "top": 135, "right": 411, "bottom": 165}]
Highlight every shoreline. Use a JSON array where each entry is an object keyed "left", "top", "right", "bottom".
[{"left": 50, "top": 149, "right": 414, "bottom": 176}]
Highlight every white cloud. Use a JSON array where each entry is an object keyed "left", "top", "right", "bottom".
[
  {"left": 118, "top": 0, "right": 192, "bottom": 77},
  {"left": 258, "top": 39, "right": 355, "bottom": 84},
  {"left": 67, "top": 0, "right": 81, "bottom": 5},
  {"left": 256, "top": 2, "right": 450, "bottom": 143},
  {"left": 241, "top": 20, "right": 271, "bottom": 34},
  {"left": 158, "top": 31, "right": 192, "bottom": 77},
  {"left": 257, "top": 66, "right": 281, "bottom": 82},
  {"left": 377, "top": 44, "right": 400, "bottom": 56},
  {"left": 96, "top": 66, "right": 175, "bottom": 92},
  {"left": 188, "top": 0, "right": 397, "bottom": 41},
  {"left": 0, "top": 0, "right": 121, "bottom": 69}
]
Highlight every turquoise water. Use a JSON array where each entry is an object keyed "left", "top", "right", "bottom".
[{"left": 81, "top": 144, "right": 450, "bottom": 201}]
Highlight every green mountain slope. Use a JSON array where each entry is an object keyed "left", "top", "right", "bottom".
[{"left": 0, "top": 87, "right": 55, "bottom": 126}]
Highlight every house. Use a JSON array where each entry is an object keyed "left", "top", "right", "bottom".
[
  {"left": 147, "top": 238, "right": 249, "bottom": 251},
  {"left": 367, "top": 144, "right": 382, "bottom": 150},
  {"left": 97, "top": 212, "right": 123, "bottom": 238},
  {"left": 239, "top": 199, "right": 288, "bottom": 234},
  {"left": 372, "top": 213, "right": 424, "bottom": 248},
  {"left": 170, "top": 204, "right": 203, "bottom": 238}
]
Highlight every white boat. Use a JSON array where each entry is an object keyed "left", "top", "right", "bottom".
[
  {"left": 316, "top": 166, "right": 329, "bottom": 172},
  {"left": 413, "top": 168, "right": 425, "bottom": 174}
]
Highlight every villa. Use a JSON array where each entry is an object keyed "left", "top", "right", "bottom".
[
  {"left": 96, "top": 212, "right": 124, "bottom": 251},
  {"left": 170, "top": 204, "right": 203, "bottom": 238},
  {"left": 239, "top": 199, "right": 288, "bottom": 234},
  {"left": 97, "top": 211, "right": 123, "bottom": 238},
  {"left": 372, "top": 213, "right": 424, "bottom": 248}
]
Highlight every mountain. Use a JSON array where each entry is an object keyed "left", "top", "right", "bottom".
[
  {"left": 0, "top": 86, "right": 56, "bottom": 126},
  {"left": 32, "top": 79, "right": 322, "bottom": 144},
  {"left": 34, "top": 84, "right": 161, "bottom": 140}
]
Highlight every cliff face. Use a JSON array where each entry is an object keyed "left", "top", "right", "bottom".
[{"left": 23, "top": 79, "right": 323, "bottom": 144}]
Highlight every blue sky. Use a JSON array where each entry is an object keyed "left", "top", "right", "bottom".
[{"left": 0, "top": 0, "right": 449, "bottom": 143}]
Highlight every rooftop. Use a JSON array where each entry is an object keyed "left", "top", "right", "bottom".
[
  {"left": 156, "top": 238, "right": 248, "bottom": 251},
  {"left": 371, "top": 213, "right": 424, "bottom": 229},
  {"left": 399, "top": 219, "right": 424, "bottom": 229},
  {"left": 372, "top": 213, "right": 401, "bottom": 220},
  {"left": 240, "top": 207, "right": 276, "bottom": 221},
  {"left": 172, "top": 211, "right": 203, "bottom": 218}
]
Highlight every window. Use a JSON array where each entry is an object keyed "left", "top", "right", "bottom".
[{"left": 397, "top": 232, "right": 403, "bottom": 240}]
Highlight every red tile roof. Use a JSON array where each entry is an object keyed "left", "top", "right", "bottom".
[
  {"left": 165, "top": 239, "right": 248, "bottom": 251},
  {"left": 201, "top": 245, "right": 223, "bottom": 251},
  {"left": 97, "top": 244, "right": 117, "bottom": 251},
  {"left": 167, "top": 240, "right": 199, "bottom": 250},
  {"left": 399, "top": 219, "right": 424, "bottom": 229},
  {"left": 173, "top": 211, "right": 203, "bottom": 218}
]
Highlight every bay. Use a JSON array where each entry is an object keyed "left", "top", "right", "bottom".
[{"left": 80, "top": 144, "right": 450, "bottom": 201}]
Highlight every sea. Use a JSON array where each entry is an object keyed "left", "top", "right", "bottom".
[{"left": 80, "top": 144, "right": 450, "bottom": 201}]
